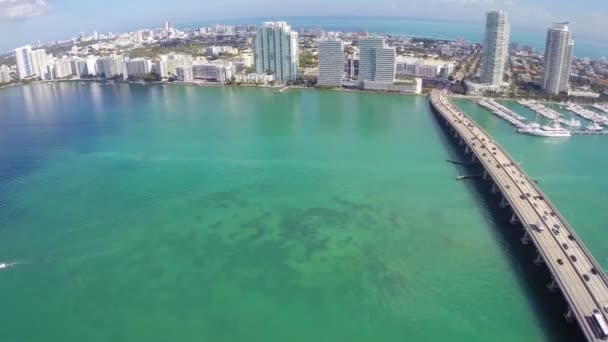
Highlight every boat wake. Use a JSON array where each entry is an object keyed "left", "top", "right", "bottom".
[{"left": 0, "top": 261, "right": 20, "bottom": 270}]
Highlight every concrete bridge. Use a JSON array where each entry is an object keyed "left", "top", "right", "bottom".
[{"left": 430, "top": 90, "right": 608, "bottom": 341}]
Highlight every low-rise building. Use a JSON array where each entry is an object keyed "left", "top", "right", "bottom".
[
  {"left": 362, "top": 78, "right": 422, "bottom": 94},
  {"left": 192, "top": 62, "right": 233, "bottom": 83},
  {"left": 568, "top": 89, "right": 600, "bottom": 98},
  {"left": 156, "top": 53, "right": 193, "bottom": 78},
  {"left": 396, "top": 56, "right": 454, "bottom": 79},
  {"left": 205, "top": 46, "right": 238, "bottom": 56},
  {"left": 234, "top": 73, "right": 274, "bottom": 85},
  {"left": 465, "top": 80, "right": 507, "bottom": 95}
]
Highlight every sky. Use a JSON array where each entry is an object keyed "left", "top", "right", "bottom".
[{"left": 0, "top": 0, "right": 607, "bottom": 52}]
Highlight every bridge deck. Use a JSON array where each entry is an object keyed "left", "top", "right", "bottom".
[{"left": 430, "top": 91, "right": 608, "bottom": 341}]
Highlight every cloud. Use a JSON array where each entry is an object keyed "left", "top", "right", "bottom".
[{"left": 0, "top": 0, "right": 49, "bottom": 20}]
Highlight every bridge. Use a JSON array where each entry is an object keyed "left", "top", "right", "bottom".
[{"left": 429, "top": 90, "right": 608, "bottom": 341}]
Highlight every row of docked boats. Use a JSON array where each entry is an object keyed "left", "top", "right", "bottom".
[
  {"left": 565, "top": 103, "right": 608, "bottom": 125},
  {"left": 474, "top": 98, "right": 607, "bottom": 138},
  {"left": 518, "top": 100, "right": 582, "bottom": 128}
]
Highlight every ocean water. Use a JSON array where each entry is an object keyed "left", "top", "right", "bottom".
[
  {"left": 0, "top": 83, "right": 598, "bottom": 341},
  {"left": 189, "top": 16, "right": 607, "bottom": 59}
]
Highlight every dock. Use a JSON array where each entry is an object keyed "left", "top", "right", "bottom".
[
  {"left": 430, "top": 90, "right": 608, "bottom": 342},
  {"left": 275, "top": 86, "right": 289, "bottom": 93},
  {"left": 475, "top": 99, "right": 527, "bottom": 129}
]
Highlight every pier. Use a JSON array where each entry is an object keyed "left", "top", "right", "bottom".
[
  {"left": 475, "top": 98, "right": 527, "bottom": 129},
  {"left": 430, "top": 90, "right": 608, "bottom": 342},
  {"left": 275, "top": 86, "right": 289, "bottom": 93}
]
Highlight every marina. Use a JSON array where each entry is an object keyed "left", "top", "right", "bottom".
[
  {"left": 519, "top": 100, "right": 582, "bottom": 128},
  {"left": 473, "top": 98, "right": 607, "bottom": 137},
  {"left": 591, "top": 104, "right": 608, "bottom": 115}
]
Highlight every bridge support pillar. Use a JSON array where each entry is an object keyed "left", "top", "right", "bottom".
[
  {"left": 521, "top": 231, "right": 530, "bottom": 245},
  {"left": 490, "top": 183, "right": 499, "bottom": 194},
  {"left": 499, "top": 196, "right": 510, "bottom": 208},
  {"left": 533, "top": 253, "right": 544, "bottom": 266},
  {"left": 483, "top": 170, "right": 489, "bottom": 180},
  {"left": 464, "top": 146, "right": 470, "bottom": 154},
  {"left": 547, "top": 278, "right": 559, "bottom": 293},
  {"left": 471, "top": 153, "right": 477, "bottom": 163},
  {"left": 563, "top": 308, "right": 574, "bottom": 323},
  {"left": 458, "top": 138, "right": 465, "bottom": 146},
  {"left": 510, "top": 212, "right": 520, "bottom": 225},
  {"left": 453, "top": 130, "right": 459, "bottom": 138}
]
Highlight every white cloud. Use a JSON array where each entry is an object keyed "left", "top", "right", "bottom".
[{"left": 0, "top": 0, "right": 49, "bottom": 19}]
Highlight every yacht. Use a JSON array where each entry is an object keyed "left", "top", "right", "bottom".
[
  {"left": 563, "top": 118, "right": 582, "bottom": 127},
  {"left": 587, "top": 122, "right": 604, "bottom": 131},
  {"left": 519, "top": 122, "right": 571, "bottom": 137}
]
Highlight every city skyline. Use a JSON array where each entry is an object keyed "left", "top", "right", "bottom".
[{"left": 1, "top": 0, "right": 608, "bottom": 52}]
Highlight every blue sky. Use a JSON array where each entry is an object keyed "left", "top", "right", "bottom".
[{"left": 1, "top": 0, "right": 607, "bottom": 52}]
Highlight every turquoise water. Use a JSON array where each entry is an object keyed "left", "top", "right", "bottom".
[{"left": 0, "top": 83, "right": 596, "bottom": 341}]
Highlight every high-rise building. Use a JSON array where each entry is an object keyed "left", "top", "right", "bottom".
[
  {"left": 14, "top": 45, "right": 33, "bottom": 80},
  {"left": 97, "top": 56, "right": 127, "bottom": 79},
  {"left": 0, "top": 65, "right": 11, "bottom": 83},
  {"left": 358, "top": 37, "right": 384, "bottom": 82},
  {"left": 53, "top": 59, "right": 73, "bottom": 79},
  {"left": 374, "top": 46, "right": 396, "bottom": 83},
  {"left": 317, "top": 38, "right": 344, "bottom": 87},
  {"left": 93, "top": 31, "right": 99, "bottom": 40},
  {"left": 542, "top": 22, "right": 574, "bottom": 95},
  {"left": 358, "top": 37, "right": 395, "bottom": 84},
  {"left": 480, "top": 11, "right": 510, "bottom": 85},
  {"left": 71, "top": 59, "right": 89, "bottom": 77},
  {"left": 156, "top": 54, "right": 193, "bottom": 78},
  {"left": 125, "top": 58, "right": 152, "bottom": 77},
  {"left": 254, "top": 21, "right": 299, "bottom": 82},
  {"left": 29, "top": 49, "right": 48, "bottom": 80},
  {"left": 176, "top": 65, "right": 194, "bottom": 82},
  {"left": 86, "top": 56, "right": 98, "bottom": 76}
]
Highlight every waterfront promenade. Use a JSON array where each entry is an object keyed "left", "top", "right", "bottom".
[{"left": 430, "top": 90, "right": 608, "bottom": 341}]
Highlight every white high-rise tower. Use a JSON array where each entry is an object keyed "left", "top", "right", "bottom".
[
  {"left": 542, "top": 22, "right": 574, "bottom": 95},
  {"left": 29, "top": 49, "right": 48, "bottom": 80},
  {"left": 317, "top": 38, "right": 344, "bottom": 87},
  {"left": 358, "top": 37, "right": 384, "bottom": 82},
  {"left": 480, "top": 11, "right": 510, "bottom": 85},
  {"left": 254, "top": 21, "right": 299, "bottom": 83},
  {"left": 14, "top": 45, "right": 33, "bottom": 80}
]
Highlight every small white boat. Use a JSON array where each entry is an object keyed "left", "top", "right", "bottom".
[
  {"left": 564, "top": 118, "right": 582, "bottom": 127},
  {"left": 542, "top": 121, "right": 567, "bottom": 132},
  {"left": 587, "top": 122, "right": 604, "bottom": 131}
]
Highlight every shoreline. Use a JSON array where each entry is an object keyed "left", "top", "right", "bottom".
[
  {"left": 17, "top": 78, "right": 428, "bottom": 97},
  {"left": 5, "top": 79, "right": 601, "bottom": 104}
]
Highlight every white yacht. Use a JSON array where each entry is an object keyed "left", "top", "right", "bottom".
[
  {"left": 519, "top": 122, "right": 571, "bottom": 137},
  {"left": 563, "top": 118, "right": 582, "bottom": 127},
  {"left": 587, "top": 122, "right": 604, "bottom": 131}
]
